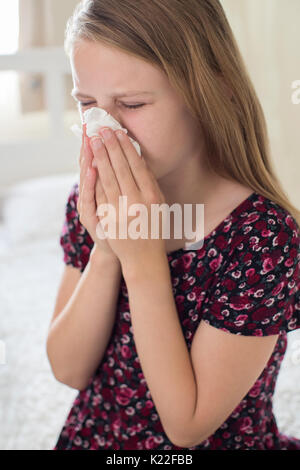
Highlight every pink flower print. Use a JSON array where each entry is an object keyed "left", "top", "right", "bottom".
[
  {"left": 90, "top": 437, "right": 100, "bottom": 450},
  {"left": 249, "top": 236, "right": 259, "bottom": 246},
  {"left": 252, "top": 305, "right": 275, "bottom": 322},
  {"left": 208, "top": 248, "right": 217, "bottom": 257},
  {"left": 248, "top": 380, "right": 262, "bottom": 398},
  {"left": 197, "top": 249, "right": 206, "bottom": 260},
  {"left": 245, "top": 268, "right": 255, "bottom": 277},
  {"left": 262, "top": 257, "right": 275, "bottom": 273},
  {"left": 145, "top": 436, "right": 157, "bottom": 449},
  {"left": 68, "top": 210, "right": 77, "bottom": 219},
  {"left": 81, "top": 244, "right": 90, "bottom": 255},
  {"left": 255, "top": 220, "right": 267, "bottom": 231},
  {"left": 286, "top": 304, "right": 293, "bottom": 320},
  {"left": 285, "top": 214, "right": 296, "bottom": 229},
  {"left": 223, "top": 278, "right": 237, "bottom": 290},
  {"left": 228, "top": 260, "right": 239, "bottom": 271},
  {"left": 243, "top": 226, "right": 252, "bottom": 234},
  {"left": 146, "top": 400, "right": 154, "bottom": 409},
  {"left": 175, "top": 295, "right": 185, "bottom": 304},
  {"left": 239, "top": 416, "right": 253, "bottom": 433},
  {"left": 244, "top": 436, "right": 255, "bottom": 447},
  {"left": 271, "top": 281, "right": 284, "bottom": 296},
  {"left": 261, "top": 229, "right": 273, "bottom": 237},
  {"left": 92, "top": 395, "right": 101, "bottom": 407},
  {"left": 112, "top": 416, "right": 121, "bottom": 435},
  {"left": 121, "top": 345, "right": 132, "bottom": 359},
  {"left": 243, "top": 213, "right": 260, "bottom": 225},
  {"left": 276, "top": 230, "right": 289, "bottom": 246},
  {"left": 254, "top": 329, "right": 263, "bottom": 336},
  {"left": 264, "top": 433, "right": 274, "bottom": 448},
  {"left": 234, "top": 314, "right": 248, "bottom": 327},
  {"left": 115, "top": 386, "right": 136, "bottom": 406},
  {"left": 182, "top": 253, "right": 193, "bottom": 270},
  {"left": 229, "top": 295, "right": 251, "bottom": 310},
  {"left": 215, "top": 235, "right": 227, "bottom": 250},
  {"left": 223, "top": 223, "right": 231, "bottom": 232},
  {"left": 284, "top": 257, "right": 294, "bottom": 267},
  {"left": 209, "top": 253, "right": 223, "bottom": 272}
]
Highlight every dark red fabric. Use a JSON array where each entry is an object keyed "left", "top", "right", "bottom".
[{"left": 54, "top": 183, "right": 300, "bottom": 450}]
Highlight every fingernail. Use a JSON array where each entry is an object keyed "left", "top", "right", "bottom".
[
  {"left": 101, "top": 128, "right": 113, "bottom": 140},
  {"left": 91, "top": 137, "right": 103, "bottom": 150}
]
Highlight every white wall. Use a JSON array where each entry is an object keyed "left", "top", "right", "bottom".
[{"left": 221, "top": 0, "right": 300, "bottom": 207}]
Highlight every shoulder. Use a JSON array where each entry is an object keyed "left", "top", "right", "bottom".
[
  {"left": 66, "top": 181, "right": 79, "bottom": 206},
  {"left": 63, "top": 182, "right": 80, "bottom": 223},
  {"left": 227, "top": 192, "right": 299, "bottom": 259},
  {"left": 60, "top": 181, "right": 93, "bottom": 271},
  {"left": 201, "top": 193, "right": 300, "bottom": 336},
  {"left": 224, "top": 192, "right": 300, "bottom": 298}
]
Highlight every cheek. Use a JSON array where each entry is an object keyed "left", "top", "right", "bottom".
[
  {"left": 133, "top": 105, "right": 191, "bottom": 161},
  {"left": 141, "top": 127, "right": 169, "bottom": 159}
]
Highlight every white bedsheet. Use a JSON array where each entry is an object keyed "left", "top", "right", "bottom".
[{"left": 0, "top": 174, "right": 299, "bottom": 449}]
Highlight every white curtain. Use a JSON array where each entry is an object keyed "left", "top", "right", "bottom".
[{"left": 221, "top": 0, "right": 300, "bottom": 205}]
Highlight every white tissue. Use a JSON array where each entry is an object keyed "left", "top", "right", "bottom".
[{"left": 70, "top": 107, "right": 142, "bottom": 160}]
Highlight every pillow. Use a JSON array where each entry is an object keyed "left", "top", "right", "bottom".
[{"left": 2, "top": 173, "right": 79, "bottom": 246}]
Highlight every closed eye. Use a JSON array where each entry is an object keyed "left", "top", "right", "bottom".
[
  {"left": 78, "top": 102, "right": 145, "bottom": 110},
  {"left": 121, "top": 103, "right": 145, "bottom": 110}
]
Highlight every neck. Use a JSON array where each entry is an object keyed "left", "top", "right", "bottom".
[{"left": 157, "top": 155, "right": 223, "bottom": 208}]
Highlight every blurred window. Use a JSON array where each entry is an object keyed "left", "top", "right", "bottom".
[
  {"left": 0, "top": 0, "right": 20, "bottom": 127},
  {"left": 0, "top": 0, "right": 19, "bottom": 54}
]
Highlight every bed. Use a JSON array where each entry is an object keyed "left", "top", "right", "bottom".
[
  {"left": 0, "top": 172, "right": 299, "bottom": 450},
  {"left": 0, "top": 46, "right": 299, "bottom": 451}
]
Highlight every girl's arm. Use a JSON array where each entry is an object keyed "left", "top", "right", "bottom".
[
  {"left": 46, "top": 246, "right": 122, "bottom": 391},
  {"left": 122, "top": 255, "right": 278, "bottom": 448}
]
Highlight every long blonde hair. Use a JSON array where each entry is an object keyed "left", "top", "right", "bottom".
[{"left": 65, "top": 0, "right": 300, "bottom": 227}]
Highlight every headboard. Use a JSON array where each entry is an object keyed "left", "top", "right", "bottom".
[{"left": 0, "top": 47, "right": 80, "bottom": 197}]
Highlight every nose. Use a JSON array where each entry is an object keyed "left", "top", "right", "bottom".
[
  {"left": 81, "top": 105, "right": 135, "bottom": 139},
  {"left": 103, "top": 105, "right": 122, "bottom": 124},
  {"left": 104, "top": 107, "right": 132, "bottom": 133}
]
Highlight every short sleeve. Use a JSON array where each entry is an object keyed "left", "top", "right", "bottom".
[
  {"left": 59, "top": 182, "right": 94, "bottom": 273},
  {"left": 200, "top": 212, "right": 300, "bottom": 336}
]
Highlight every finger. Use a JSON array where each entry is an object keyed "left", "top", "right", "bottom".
[
  {"left": 94, "top": 175, "right": 109, "bottom": 243},
  {"left": 77, "top": 125, "right": 84, "bottom": 212},
  {"left": 97, "top": 129, "right": 138, "bottom": 195},
  {"left": 115, "top": 130, "right": 153, "bottom": 193},
  {"left": 95, "top": 172, "right": 107, "bottom": 208},
  {"left": 79, "top": 124, "right": 87, "bottom": 207},
  {"left": 79, "top": 124, "right": 94, "bottom": 211},
  {"left": 84, "top": 125, "right": 94, "bottom": 165},
  {"left": 90, "top": 136, "right": 121, "bottom": 201},
  {"left": 81, "top": 165, "right": 99, "bottom": 226},
  {"left": 79, "top": 123, "right": 85, "bottom": 167},
  {"left": 78, "top": 149, "right": 87, "bottom": 214}
]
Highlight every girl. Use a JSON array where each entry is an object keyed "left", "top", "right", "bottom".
[{"left": 47, "top": 0, "right": 300, "bottom": 450}]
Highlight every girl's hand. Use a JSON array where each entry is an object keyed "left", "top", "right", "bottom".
[
  {"left": 77, "top": 124, "right": 118, "bottom": 260},
  {"left": 90, "top": 128, "right": 167, "bottom": 270}
]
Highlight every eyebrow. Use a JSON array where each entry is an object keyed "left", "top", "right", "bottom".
[{"left": 71, "top": 90, "right": 154, "bottom": 100}]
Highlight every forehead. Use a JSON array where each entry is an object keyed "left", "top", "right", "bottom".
[{"left": 70, "top": 40, "right": 165, "bottom": 93}]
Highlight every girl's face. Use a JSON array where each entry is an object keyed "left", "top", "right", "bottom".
[{"left": 70, "top": 40, "right": 204, "bottom": 181}]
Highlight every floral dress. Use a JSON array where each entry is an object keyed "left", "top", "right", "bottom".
[{"left": 53, "top": 183, "right": 300, "bottom": 450}]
